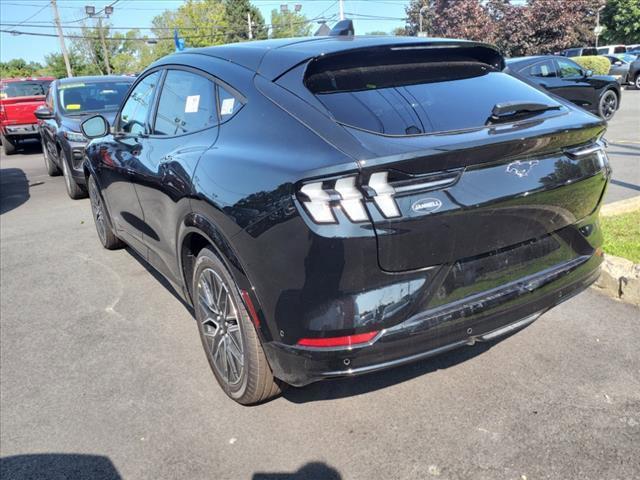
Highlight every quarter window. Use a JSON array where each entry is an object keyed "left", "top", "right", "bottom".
[
  {"left": 153, "top": 70, "right": 217, "bottom": 136},
  {"left": 556, "top": 59, "right": 583, "bottom": 79},
  {"left": 218, "top": 85, "right": 242, "bottom": 122},
  {"left": 119, "top": 71, "right": 161, "bottom": 135}
]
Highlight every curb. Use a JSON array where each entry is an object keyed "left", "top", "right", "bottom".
[
  {"left": 592, "top": 197, "right": 640, "bottom": 306},
  {"left": 600, "top": 196, "right": 640, "bottom": 217},
  {"left": 593, "top": 254, "right": 640, "bottom": 307}
]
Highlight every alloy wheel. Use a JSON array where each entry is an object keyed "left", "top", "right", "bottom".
[
  {"left": 600, "top": 91, "right": 618, "bottom": 120},
  {"left": 89, "top": 179, "right": 107, "bottom": 246},
  {"left": 636, "top": 75, "right": 640, "bottom": 90},
  {"left": 197, "top": 268, "right": 245, "bottom": 387}
]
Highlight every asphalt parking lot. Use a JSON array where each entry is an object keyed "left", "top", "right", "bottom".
[{"left": 1, "top": 91, "right": 639, "bottom": 480}]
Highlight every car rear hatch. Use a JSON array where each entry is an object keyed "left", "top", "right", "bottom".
[{"left": 293, "top": 43, "right": 609, "bottom": 273}]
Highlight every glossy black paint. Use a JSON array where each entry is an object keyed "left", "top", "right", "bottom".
[
  {"left": 84, "top": 37, "right": 610, "bottom": 386},
  {"left": 505, "top": 55, "right": 621, "bottom": 117},
  {"left": 38, "top": 76, "right": 134, "bottom": 186}
]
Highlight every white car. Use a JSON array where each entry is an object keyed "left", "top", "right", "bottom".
[{"left": 597, "top": 45, "right": 628, "bottom": 55}]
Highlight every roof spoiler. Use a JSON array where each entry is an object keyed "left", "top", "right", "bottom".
[{"left": 330, "top": 19, "right": 354, "bottom": 36}]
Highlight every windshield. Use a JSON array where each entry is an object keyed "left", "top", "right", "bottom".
[
  {"left": 57, "top": 81, "right": 132, "bottom": 115},
  {"left": 615, "top": 53, "right": 636, "bottom": 63},
  {"left": 0, "top": 80, "right": 51, "bottom": 98}
]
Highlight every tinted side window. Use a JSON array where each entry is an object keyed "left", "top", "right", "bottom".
[
  {"left": 526, "top": 60, "right": 557, "bottom": 78},
  {"left": 557, "top": 59, "right": 583, "bottom": 78},
  {"left": 614, "top": 46, "right": 626, "bottom": 53},
  {"left": 153, "top": 70, "right": 216, "bottom": 136},
  {"left": 218, "top": 85, "right": 242, "bottom": 122},
  {"left": 119, "top": 71, "right": 161, "bottom": 135}
]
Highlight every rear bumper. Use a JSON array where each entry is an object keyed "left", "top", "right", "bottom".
[
  {"left": 263, "top": 253, "right": 601, "bottom": 386},
  {"left": 2, "top": 123, "right": 39, "bottom": 138}
]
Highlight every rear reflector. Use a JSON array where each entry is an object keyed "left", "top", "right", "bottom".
[
  {"left": 240, "top": 290, "right": 260, "bottom": 328},
  {"left": 297, "top": 331, "right": 379, "bottom": 348}
]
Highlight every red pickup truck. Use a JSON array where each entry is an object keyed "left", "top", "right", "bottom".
[{"left": 0, "top": 77, "right": 54, "bottom": 155}]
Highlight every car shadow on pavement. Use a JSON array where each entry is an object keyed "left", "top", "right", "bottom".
[
  {"left": 283, "top": 331, "right": 522, "bottom": 404},
  {"left": 123, "top": 246, "right": 195, "bottom": 316},
  {"left": 0, "top": 453, "right": 121, "bottom": 480},
  {"left": 253, "top": 462, "right": 342, "bottom": 479},
  {"left": 0, "top": 168, "right": 30, "bottom": 215}
]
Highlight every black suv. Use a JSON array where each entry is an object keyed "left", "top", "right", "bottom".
[
  {"left": 35, "top": 76, "right": 133, "bottom": 199},
  {"left": 80, "top": 37, "right": 610, "bottom": 404}
]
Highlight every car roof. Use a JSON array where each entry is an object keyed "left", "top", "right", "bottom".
[
  {"left": 56, "top": 75, "right": 134, "bottom": 85},
  {"left": 164, "top": 36, "right": 499, "bottom": 80}
]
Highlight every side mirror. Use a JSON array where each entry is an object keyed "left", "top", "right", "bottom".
[
  {"left": 34, "top": 106, "right": 54, "bottom": 120},
  {"left": 81, "top": 115, "right": 109, "bottom": 139},
  {"left": 585, "top": 69, "right": 593, "bottom": 77}
]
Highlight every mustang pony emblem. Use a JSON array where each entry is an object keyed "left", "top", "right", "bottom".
[{"left": 505, "top": 160, "right": 539, "bottom": 178}]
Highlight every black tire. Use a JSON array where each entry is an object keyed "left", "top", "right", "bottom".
[
  {"left": 1, "top": 134, "right": 16, "bottom": 155},
  {"left": 60, "top": 148, "right": 86, "bottom": 199},
  {"left": 598, "top": 89, "right": 618, "bottom": 121},
  {"left": 42, "top": 139, "right": 60, "bottom": 176},
  {"left": 635, "top": 73, "right": 640, "bottom": 90},
  {"left": 88, "top": 175, "right": 124, "bottom": 250},
  {"left": 193, "top": 248, "right": 282, "bottom": 405}
]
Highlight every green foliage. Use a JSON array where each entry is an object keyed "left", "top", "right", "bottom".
[
  {"left": 366, "top": 31, "right": 388, "bottom": 36},
  {"left": 573, "top": 55, "right": 611, "bottom": 75},
  {"left": 601, "top": 0, "right": 640, "bottom": 44},
  {"left": 601, "top": 209, "right": 640, "bottom": 263},
  {"left": 406, "top": 0, "right": 606, "bottom": 57},
  {"left": 0, "top": 58, "right": 43, "bottom": 78},
  {"left": 270, "top": 8, "right": 312, "bottom": 38},
  {"left": 224, "top": 0, "right": 267, "bottom": 42}
]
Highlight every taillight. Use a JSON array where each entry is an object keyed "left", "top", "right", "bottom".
[
  {"left": 299, "top": 175, "right": 368, "bottom": 224},
  {"left": 298, "top": 173, "right": 401, "bottom": 224}
]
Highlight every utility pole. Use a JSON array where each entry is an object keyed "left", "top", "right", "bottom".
[
  {"left": 247, "top": 11, "right": 253, "bottom": 40},
  {"left": 339, "top": 0, "right": 344, "bottom": 20},
  {"left": 418, "top": 3, "right": 429, "bottom": 37},
  {"left": 51, "top": 0, "right": 73, "bottom": 77},
  {"left": 85, "top": 4, "right": 114, "bottom": 75}
]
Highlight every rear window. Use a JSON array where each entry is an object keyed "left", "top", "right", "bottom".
[
  {"left": 0, "top": 80, "right": 51, "bottom": 98},
  {"left": 581, "top": 48, "right": 598, "bottom": 56},
  {"left": 307, "top": 60, "right": 561, "bottom": 136}
]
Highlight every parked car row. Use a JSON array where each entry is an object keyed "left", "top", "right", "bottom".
[
  {"left": 2, "top": 34, "right": 613, "bottom": 405},
  {"left": 504, "top": 55, "right": 622, "bottom": 120},
  {"left": 559, "top": 44, "right": 640, "bottom": 57}
]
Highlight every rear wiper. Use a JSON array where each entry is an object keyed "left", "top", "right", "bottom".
[{"left": 486, "top": 101, "right": 561, "bottom": 124}]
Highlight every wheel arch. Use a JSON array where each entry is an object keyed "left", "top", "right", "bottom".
[{"left": 178, "top": 214, "right": 274, "bottom": 342}]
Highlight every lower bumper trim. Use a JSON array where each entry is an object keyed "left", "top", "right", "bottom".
[{"left": 320, "top": 312, "right": 543, "bottom": 378}]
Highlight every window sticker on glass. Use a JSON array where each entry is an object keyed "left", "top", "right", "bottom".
[
  {"left": 220, "top": 97, "right": 235, "bottom": 116},
  {"left": 185, "top": 95, "right": 200, "bottom": 113}
]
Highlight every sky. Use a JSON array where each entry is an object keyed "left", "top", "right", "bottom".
[{"left": 0, "top": 0, "right": 409, "bottom": 64}]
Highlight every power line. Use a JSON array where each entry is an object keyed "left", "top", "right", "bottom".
[{"left": 11, "top": 1, "right": 51, "bottom": 27}]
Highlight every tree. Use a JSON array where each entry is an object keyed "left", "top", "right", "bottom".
[
  {"left": 392, "top": 27, "right": 408, "bottom": 36},
  {"left": 42, "top": 51, "right": 93, "bottom": 78},
  {"left": 149, "top": 0, "right": 228, "bottom": 58},
  {"left": 366, "top": 31, "right": 388, "bottom": 36},
  {"left": 601, "top": 0, "right": 640, "bottom": 44},
  {"left": 405, "top": 0, "right": 495, "bottom": 41},
  {"left": 224, "top": 0, "right": 267, "bottom": 42},
  {"left": 0, "top": 59, "right": 43, "bottom": 78},
  {"left": 270, "top": 8, "right": 312, "bottom": 38},
  {"left": 405, "top": 0, "right": 604, "bottom": 57}
]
